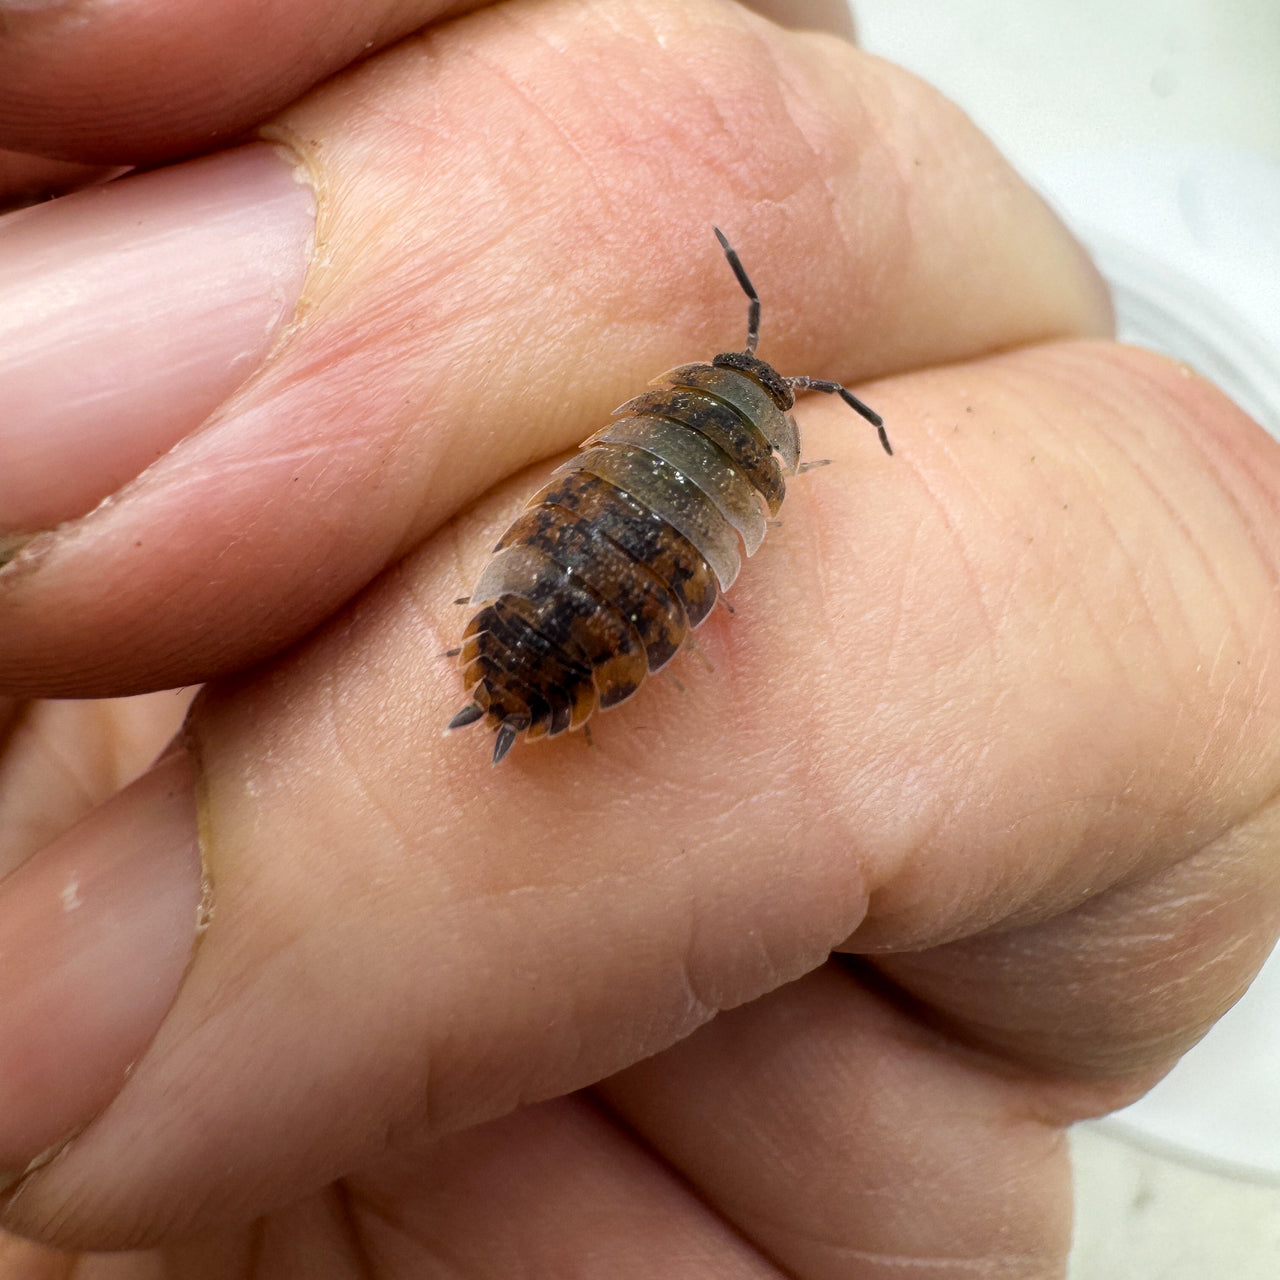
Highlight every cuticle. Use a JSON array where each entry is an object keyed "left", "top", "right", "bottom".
[
  {"left": 251, "top": 125, "right": 322, "bottom": 340},
  {"left": 0, "top": 530, "right": 52, "bottom": 578},
  {"left": 0, "top": 533, "right": 35, "bottom": 571},
  {"left": 177, "top": 722, "right": 216, "bottom": 937},
  {"left": 0, "top": 1127, "right": 83, "bottom": 1212},
  {"left": 257, "top": 123, "right": 325, "bottom": 220}
]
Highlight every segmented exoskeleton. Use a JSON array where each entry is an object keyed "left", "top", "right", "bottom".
[{"left": 448, "top": 228, "right": 892, "bottom": 764}]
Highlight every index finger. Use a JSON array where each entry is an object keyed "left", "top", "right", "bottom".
[
  {"left": 0, "top": 0, "right": 852, "bottom": 164},
  {"left": 0, "top": 0, "right": 1110, "bottom": 698}
]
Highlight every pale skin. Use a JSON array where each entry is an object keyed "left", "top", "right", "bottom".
[{"left": 1, "top": 1, "right": 1279, "bottom": 1276}]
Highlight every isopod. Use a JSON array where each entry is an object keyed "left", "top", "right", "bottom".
[{"left": 448, "top": 228, "right": 892, "bottom": 765}]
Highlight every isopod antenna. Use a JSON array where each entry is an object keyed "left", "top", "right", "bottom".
[
  {"left": 713, "top": 226, "right": 760, "bottom": 356},
  {"left": 788, "top": 375, "right": 892, "bottom": 456},
  {"left": 713, "top": 227, "right": 891, "bottom": 456}
]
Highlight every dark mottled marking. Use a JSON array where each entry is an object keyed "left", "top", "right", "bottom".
[
  {"left": 467, "top": 650, "right": 552, "bottom": 739},
  {"left": 495, "top": 505, "right": 687, "bottom": 672},
  {"left": 529, "top": 472, "right": 719, "bottom": 627},
  {"left": 464, "top": 606, "right": 593, "bottom": 738},
  {"left": 472, "top": 547, "right": 652, "bottom": 710},
  {"left": 568, "top": 443, "right": 741, "bottom": 590},
  {"left": 486, "top": 602, "right": 597, "bottom": 733}
]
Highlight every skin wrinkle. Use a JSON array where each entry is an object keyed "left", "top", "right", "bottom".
[
  {"left": 888, "top": 357, "right": 1273, "bottom": 905},
  {"left": 906, "top": 446, "right": 1003, "bottom": 653},
  {"left": 1135, "top": 937, "right": 1258, "bottom": 1018},
  {"left": 1202, "top": 628, "right": 1249, "bottom": 738},
  {"left": 436, "top": 9, "right": 803, "bottom": 359},
  {"left": 593, "top": 972, "right": 1070, "bottom": 1277},
  {"left": 631, "top": 16, "right": 899, "bottom": 360},
  {"left": 743, "top": 1112, "right": 1056, "bottom": 1265},
  {"left": 1045, "top": 363, "right": 1276, "bottom": 747},
  {"left": 350, "top": 1162, "right": 488, "bottom": 1280},
  {"left": 872, "top": 507, "right": 930, "bottom": 703},
  {"left": 671, "top": 949, "right": 722, "bottom": 1035},
  {"left": 589, "top": 1103, "right": 806, "bottom": 1280},
  {"left": 323, "top": 675, "right": 416, "bottom": 872},
  {"left": 1, "top": 705, "right": 88, "bottom": 812},
  {"left": 1171, "top": 389, "right": 1280, "bottom": 605},
  {"left": 855, "top": 723, "right": 1100, "bottom": 949},
  {"left": 1100, "top": 404, "right": 1246, "bottom": 671},
  {"left": 854, "top": 65, "right": 938, "bottom": 265},
  {"left": 359, "top": 838, "right": 741, "bottom": 1134},
  {"left": 1000, "top": 407, "right": 1162, "bottom": 711},
  {"left": 308, "top": 1182, "right": 375, "bottom": 1280},
  {"left": 367, "top": 1094, "right": 800, "bottom": 1279},
  {"left": 929, "top": 403, "right": 1088, "bottom": 638},
  {"left": 786, "top": 1244, "right": 1049, "bottom": 1276},
  {"left": 582, "top": 1124, "right": 806, "bottom": 1280},
  {"left": 1214, "top": 652, "right": 1280, "bottom": 800},
  {"left": 462, "top": 52, "right": 621, "bottom": 226},
  {"left": 679, "top": 831, "right": 808, "bottom": 1018},
  {"left": 749, "top": 483, "right": 853, "bottom": 817},
  {"left": 755, "top": 36, "right": 849, "bottom": 241},
  {"left": 778, "top": 62, "right": 911, "bottom": 335},
  {"left": 880, "top": 800, "right": 1280, "bottom": 1076}
]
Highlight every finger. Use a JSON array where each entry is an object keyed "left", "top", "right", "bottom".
[
  {"left": 0, "top": 690, "right": 196, "bottom": 878},
  {"left": 865, "top": 794, "right": 1280, "bottom": 1077},
  {"left": 346, "top": 946, "right": 1080, "bottom": 1280},
  {"left": 0, "top": 0, "right": 482, "bottom": 164},
  {"left": 5, "top": 343, "right": 1279, "bottom": 1248},
  {"left": 600, "top": 963, "right": 1085, "bottom": 1279},
  {"left": 0, "top": 149, "right": 125, "bottom": 212},
  {"left": 356, "top": 967, "right": 1077, "bottom": 1280},
  {"left": 176, "top": 967, "right": 1079, "bottom": 1277},
  {"left": 0, "top": 0, "right": 864, "bottom": 168},
  {"left": 743, "top": 0, "right": 858, "bottom": 39},
  {"left": 8, "top": 1096, "right": 802, "bottom": 1276},
  {"left": 0, "top": 0, "right": 1110, "bottom": 698},
  {"left": 0, "top": 753, "right": 201, "bottom": 1212},
  {"left": 343, "top": 1097, "right": 787, "bottom": 1278}
]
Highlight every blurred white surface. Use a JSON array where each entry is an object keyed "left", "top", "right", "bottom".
[
  {"left": 852, "top": 0, "right": 1280, "bottom": 1271},
  {"left": 852, "top": 0, "right": 1280, "bottom": 161},
  {"left": 1070, "top": 1127, "right": 1280, "bottom": 1278}
]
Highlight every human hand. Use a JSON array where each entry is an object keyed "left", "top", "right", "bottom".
[{"left": 2, "top": 1, "right": 1279, "bottom": 1275}]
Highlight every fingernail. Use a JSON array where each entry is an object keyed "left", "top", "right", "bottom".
[
  {"left": 0, "top": 143, "right": 315, "bottom": 532},
  {"left": 0, "top": 752, "right": 203, "bottom": 1179}
]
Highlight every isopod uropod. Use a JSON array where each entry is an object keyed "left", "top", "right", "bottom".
[{"left": 448, "top": 228, "right": 892, "bottom": 764}]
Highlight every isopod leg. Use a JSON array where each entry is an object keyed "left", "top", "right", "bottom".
[{"left": 684, "top": 635, "right": 715, "bottom": 674}]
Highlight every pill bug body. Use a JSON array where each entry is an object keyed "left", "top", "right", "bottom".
[{"left": 449, "top": 229, "right": 891, "bottom": 764}]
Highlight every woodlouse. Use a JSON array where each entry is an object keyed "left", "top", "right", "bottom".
[{"left": 448, "top": 228, "right": 892, "bottom": 764}]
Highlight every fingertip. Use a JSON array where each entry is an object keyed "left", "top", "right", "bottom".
[{"left": 0, "top": 753, "right": 201, "bottom": 1210}]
